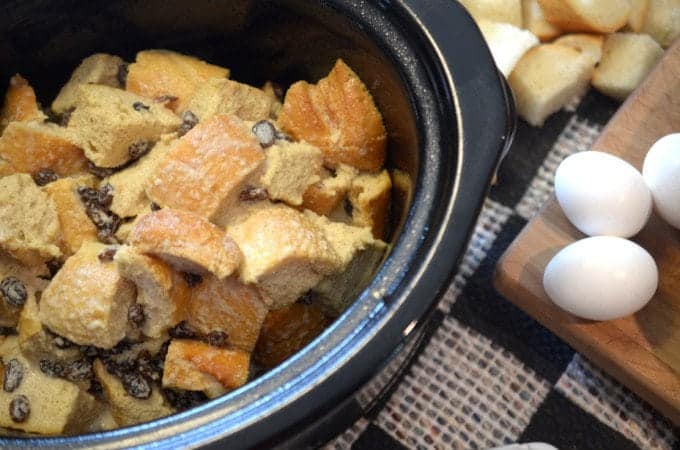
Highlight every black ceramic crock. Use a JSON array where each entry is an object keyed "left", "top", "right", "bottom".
[{"left": 0, "top": 0, "right": 514, "bottom": 448}]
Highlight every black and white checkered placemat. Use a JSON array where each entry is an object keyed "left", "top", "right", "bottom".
[{"left": 325, "top": 90, "right": 680, "bottom": 450}]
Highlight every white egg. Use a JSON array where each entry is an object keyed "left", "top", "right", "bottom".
[
  {"left": 554, "top": 151, "right": 652, "bottom": 237},
  {"left": 642, "top": 133, "right": 680, "bottom": 229},
  {"left": 543, "top": 236, "right": 658, "bottom": 321}
]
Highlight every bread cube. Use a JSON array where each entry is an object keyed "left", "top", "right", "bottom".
[
  {"left": 348, "top": 170, "right": 392, "bottom": 240},
  {"left": 0, "top": 74, "right": 46, "bottom": 132},
  {"left": 0, "top": 251, "right": 48, "bottom": 328},
  {"left": 278, "top": 59, "right": 387, "bottom": 172},
  {"left": 43, "top": 174, "right": 99, "bottom": 257},
  {"left": 39, "top": 242, "right": 135, "bottom": 348},
  {"left": 508, "top": 44, "right": 594, "bottom": 127},
  {"left": 146, "top": 114, "right": 265, "bottom": 222},
  {"left": 628, "top": 0, "right": 650, "bottom": 32},
  {"left": 301, "top": 164, "right": 358, "bottom": 216},
  {"left": 478, "top": 20, "right": 539, "bottom": 77},
  {"left": 93, "top": 359, "right": 174, "bottom": 426},
  {"left": 129, "top": 208, "right": 242, "bottom": 279},
  {"left": 259, "top": 141, "right": 323, "bottom": 206},
  {"left": 227, "top": 205, "right": 341, "bottom": 309},
  {"left": 592, "top": 33, "right": 664, "bottom": 101},
  {"left": 522, "top": 0, "right": 562, "bottom": 41},
  {"left": 51, "top": 53, "right": 125, "bottom": 113},
  {"left": 254, "top": 302, "right": 329, "bottom": 368},
  {"left": 0, "top": 174, "right": 62, "bottom": 265},
  {"left": 554, "top": 34, "right": 604, "bottom": 66},
  {"left": 261, "top": 81, "right": 283, "bottom": 118},
  {"left": 187, "top": 78, "right": 280, "bottom": 121},
  {"left": 537, "top": 0, "right": 631, "bottom": 33},
  {"left": 162, "top": 340, "right": 250, "bottom": 397},
  {"left": 186, "top": 275, "right": 269, "bottom": 352},
  {"left": 126, "top": 50, "right": 230, "bottom": 113},
  {"left": 66, "top": 84, "right": 181, "bottom": 168},
  {"left": 458, "top": 0, "right": 522, "bottom": 27},
  {"left": 0, "top": 121, "right": 87, "bottom": 177},
  {"left": 0, "top": 336, "right": 100, "bottom": 435},
  {"left": 641, "top": 0, "right": 680, "bottom": 47}
]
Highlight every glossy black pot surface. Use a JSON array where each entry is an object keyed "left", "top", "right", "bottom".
[{"left": 0, "top": 0, "right": 514, "bottom": 448}]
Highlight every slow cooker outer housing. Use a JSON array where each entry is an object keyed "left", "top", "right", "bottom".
[{"left": 0, "top": 0, "right": 514, "bottom": 448}]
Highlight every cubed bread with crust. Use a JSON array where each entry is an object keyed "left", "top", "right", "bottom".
[
  {"left": 187, "top": 78, "right": 280, "bottom": 121},
  {"left": 126, "top": 50, "right": 230, "bottom": 113},
  {"left": 226, "top": 204, "right": 341, "bottom": 309},
  {"left": 0, "top": 174, "right": 62, "bottom": 265},
  {"left": 51, "top": 53, "right": 125, "bottom": 113},
  {"left": 0, "top": 74, "right": 46, "bottom": 132},
  {"left": 508, "top": 44, "right": 594, "bottom": 127},
  {"left": 0, "top": 336, "right": 101, "bottom": 435},
  {"left": 146, "top": 114, "right": 265, "bottom": 221},
  {"left": 186, "top": 275, "right": 269, "bottom": 352},
  {"left": 348, "top": 170, "right": 392, "bottom": 240},
  {"left": 301, "top": 164, "right": 358, "bottom": 216},
  {"left": 0, "top": 251, "right": 48, "bottom": 328},
  {"left": 278, "top": 59, "right": 387, "bottom": 172},
  {"left": 641, "top": 0, "right": 680, "bottom": 47},
  {"left": 458, "top": 0, "right": 523, "bottom": 28},
  {"left": 129, "top": 208, "right": 242, "bottom": 279},
  {"left": 39, "top": 242, "right": 136, "bottom": 348},
  {"left": 93, "top": 359, "right": 175, "bottom": 426},
  {"left": 162, "top": 340, "right": 250, "bottom": 398},
  {"left": 43, "top": 174, "right": 99, "bottom": 257},
  {"left": 554, "top": 34, "right": 604, "bottom": 66},
  {"left": 66, "top": 84, "right": 181, "bottom": 168},
  {"left": 592, "top": 33, "right": 664, "bottom": 101},
  {"left": 537, "top": 0, "right": 631, "bottom": 33},
  {"left": 0, "top": 121, "right": 87, "bottom": 177},
  {"left": 477, "top": 20, "right": 539, "bottom": 77},
  {"left": 259, "top": 141, "right": 323, "bottom": 206},
  {"left": 522, "top": 0, "right": 562, "bottom": 41},
  {"left": 627, "top": 0, "right": 650, "bottom": 32},
  {"left": 254, "top": 302, "right": 329, "bottom": 368}
]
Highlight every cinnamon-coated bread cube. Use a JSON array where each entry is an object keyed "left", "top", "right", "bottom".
[
  {"left": 187, "top": 78, "right": 280, "bottom": 121},
  {"left": 0, "top": 251, "right": 48, "bottom": 328},
  {"left": 301, "top": 164, "right": 358, "bottom": 216},
  {"left": 0, "top": 74, "right": 46, "bottom": 132},
  {"left": 39, "top": 242, "right": 135, "bottom": 348},
  {"left": 259, "top": 141, "right": 323, "bottom": 206},
  {"left": 278, "top": 59, "right": 387, "bottom": 172},
  {"left": 348, "top": 170, "right": 392, "bottom": 240}
]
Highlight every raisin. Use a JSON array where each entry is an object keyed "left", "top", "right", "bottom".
[
  {"left": 162, "top": 388, "right": 207, "bottom": 410},
  {"left": 86, "top": 205, "right": 112, "bottom": 228},
  {"left": 275, "top": 130, "right": 293, "bottom": 142},
  {"left": 32, "top": 168, "right": 58, "bottom": 186},
  {"left": 182, "top": 272, "right": 203, "bottom": 287},
  {"left": 80, "top": 345, "right": 100, "bottom": 358},
  {"left": 252, "top": 120, "right": 277, "bottom": 148},
  {"left": 343, "top": 198, "right": 353, "bottom": 217},
  {"left": 103, "top": 358, "right": 134, "bottom": 379},
  {"left": 86, "top": 161, "right": 117, "bottom": 178},
  {"left": 133, "top": 101, "right": 150, "bottom": 112},
  {"left": 128, "top": 304, "right": 145, "bottom": 326},
  {"left": 169, "top": 321, "right": 196, "bottom": 339},
  {"left": 88, "top": 379, "right": 104, "bottom": 399},
  {"left": 9, "top": 395, "right": 29, "bottom": 423},
  {"left": 98, "top": 248, "right": 117, "bottom": 262},
  {"left": 122, "top": 372, "right": 151, "bottom": 399},
  {"left": 117, "top": 63, "right": 129, "bottom": 87},
  {"left": 206, "top": 330, "right": 228, "bottom": 348},
  {"left": 297, "top": 291, "right": 314, "bottom": 305},
  {"left": 39, "top": 359, "right": 64, "bottom": 377},
  {"left": 3, "top": 359, "right": 23, "bottom": 392},
  {"left": 0, "top": 327, "right": 17, "bottom": 336},
  {"left": 45, "top": 259, "right": 63, "bottom": 279},
  {"left": 98, "top": 183, "right": 114, "bottom": 208},
  {"left": 150, "top": 202, "right": 161, "bottom": 211},
  {"left": 0, "top": 277, "right": 27, "bottom": 308},
  {"left": 97, "top": 228, "right": 120, "bottom": 245},
  {"left": 136, "top": 350, "right": 159, "bottom": 382},
  {"left": 128, "top": 141, "right": 154, "bottom": 160},
  {"left": 77, "top": 186, "right": 99, "bottom": 206},
  {"left": 62, "top": 358, "right": 93, "bottom": 382},
  {"left": 239, "top": 186, "right": 268, "bottom": 202},
  {"left": 60, "top": 107, "right": 75, "bottom": 127},
  {"left": 154, "top": 94, "right": 178, "bottom": 104},
  {"left": 178, "top": 111, "right": 199, "bottom": 136}
]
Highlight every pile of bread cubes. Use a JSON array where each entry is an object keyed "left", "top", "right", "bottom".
[
  {"left": 0, "top": 50, "right": 393, "bottom": 434},
  {"left": 462, "top": 0, "right": 680, "bottom": 126}
]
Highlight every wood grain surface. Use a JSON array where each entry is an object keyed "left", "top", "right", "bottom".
[{"left": 495, "top": 40, "right": 680, "bottom": 425}]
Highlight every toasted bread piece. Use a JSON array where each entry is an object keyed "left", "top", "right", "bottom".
[
  {"left": 458, "top": 0, "right": 523, "bottom": 27},
  {"left": 187, "top": 78, "right": 279, "bottom": 121},
  {"left": 592, "top": 33, "right": 664, "bottom": 101},
  {"left": 43, "top": 174, "right": 99, "bottom": 256},
  {"left": 39, "top": 242, "right": 135, "bottom": 348},
  {"left": 146, "top": 114, "right": 265, "bottom": 221},
  {"left": 538, "top": 0, "right": 631, "bottom": 33},
  {"left": 301, "top": 164, "right": 358, "bottom": 216},
  {"left": 348, "top": 170, "right": 392, "bottom": 240},
  {"left": 508, "top": 44, "right": 594, "bottom": 127},
  {"left": 66, "top": 84, "right": 181, "bottom": 168},
  {"left": 0, "top": 251, "right": 48, "bottom": 328},
  {"left": 227, "top": 205, "right": 341, "bottom": 309},
  {"left": 0, "top": 74, "right": 46, "bottom": 132},
  {"left": 478, "top": 20, "right": 539, "bottom": 77},
  {"left": 278, "top": 59, "right": 386, "bottom": 172},
  {"left": 126, "top": 50, "right": 230, "bottom": 113},
  {"left": 0, "top": 121, "right": 87, "bottom": 177},
  {"left": 261, "top": 81, "right": 283, "bottom": 118},
  {"left": 628, "top": 0, "right": 650, "bottom": 32},
  {"left": 0, "top": 336, "right": 101, "bottom": 435},
  {"left": 129, "top": 208, "right": 242, "bottom": 279},
  {"left": 186, "top": 275, "right": 268, "bottom": 352},
  {"left": 105, "top": 133, "right": 177, "bottom": 218},
  {"left": 554, "top": 34, "right": 605, "bottom": 66},
  {"left": 641, "top": 0, "right": 680, "bottom": 47},
  {"left": 259, "top": 141, "right": 323, "bottom": 206},
  {"left": 114, "top": 245, "right": 183, "bottom": 338},
  {"left": 522, "top": 0, "right": 562, "bottom": 41},
  {"left": 51, "top": 53, "right": 125, "bottom": 113},
  {"left": 93, "top": 359, "right": 175, "bottom": 426},
  {"left": 0, "top": 174, "right": 62, "bottom": 265},
  {"left": 254, "top": 303, "right": 329, "bottom": 368},
  {"left": 162, "top": 340, "right": 250, "bottom": 397}
]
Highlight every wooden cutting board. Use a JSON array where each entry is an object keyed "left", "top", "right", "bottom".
[{"left": 495, "top": 40, "right": 680, "bottom": 425}]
